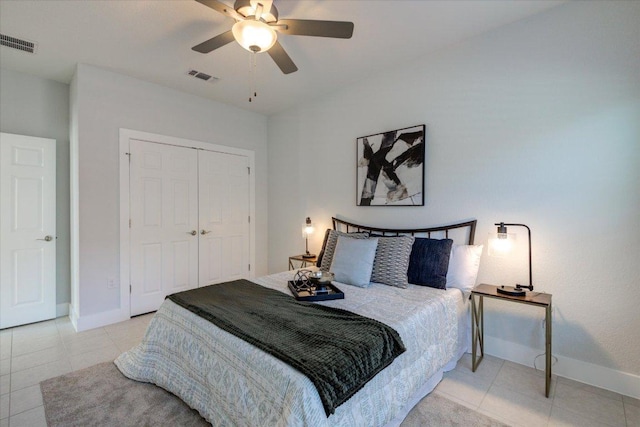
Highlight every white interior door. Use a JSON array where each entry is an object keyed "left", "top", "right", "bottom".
[
  {"left": 129, "top": 140, "right": 199, "bottom": 316},
  {"left": 1, "top": 133, "right": 56, "bottom": 329},
  {"left": 198, "top": 150, "right": 250, "bottom": 286}
]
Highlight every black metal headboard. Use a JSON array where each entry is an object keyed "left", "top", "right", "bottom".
[{"left": 332, "top": 217, "right": 477, "bottom": 245}]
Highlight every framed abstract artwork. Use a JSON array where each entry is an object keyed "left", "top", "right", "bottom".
[{"left": 356, "top": 124, "right": 425, "bottom": 206}]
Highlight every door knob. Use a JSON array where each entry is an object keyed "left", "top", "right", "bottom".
[
  {"left": 188, "top": 230, "right": 197, "bottom": 236},
  {"left": 37, "top": 235, "right": 53, "bottom": 242},
  {"left": 200, "top": 230, "right": 212, "bottom": 235}
]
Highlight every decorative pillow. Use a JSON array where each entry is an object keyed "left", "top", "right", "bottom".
[
  {"left": 315, "top": 229, "right": 332, "bottom": 267},
  {"left": 370, "top": 235, "right": 415, "bottom": 288},
  {"left": 330, "top": 236, "right": 379, "bottom": 288},
  {"left": 407, "top": 238, "right": 454, "bottom": 289},
  {"left": 319, "top": 230, "right": 369, "bottom": 271},
  {"left": 446, "top": 244, "right": 483, "bottom": 292}
]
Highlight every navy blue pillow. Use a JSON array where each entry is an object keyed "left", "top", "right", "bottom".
[{"left": 407, "top": 238, "right": 454, "bottom": 289}]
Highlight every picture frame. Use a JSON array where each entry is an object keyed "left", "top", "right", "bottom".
[{"left": 356, "top": 124, "right": 425, "bottom": 206}]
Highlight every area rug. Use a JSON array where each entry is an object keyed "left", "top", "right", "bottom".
[{"left": 41, "top": 361, "right": 510, "bottom": 426}]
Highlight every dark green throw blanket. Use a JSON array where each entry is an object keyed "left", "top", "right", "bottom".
[{"left": 167, "top": 279, "right": 406, "bottom": 416}]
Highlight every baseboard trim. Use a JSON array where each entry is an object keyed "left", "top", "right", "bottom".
[
  {"left": 484, "top": 335, "right": 640, "bottom": 399},
  {"left": 69, "top": 303, "right": 79, "bottom": 331},
  {"left": 70, "top": 307, "right": 130, "bottom": 332}
]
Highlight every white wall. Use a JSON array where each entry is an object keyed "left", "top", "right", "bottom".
[
  {"left": 0, "top": 68, "right": 71, "bottom": 312},
  {"left": 267, "top": 1, "right": 640, "bottom": 395},
  {"left": 71, "top": 64, "right": 268, "bottom": 320}
]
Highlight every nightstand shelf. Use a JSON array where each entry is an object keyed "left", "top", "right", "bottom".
[
  {"left": 288, "top": 255, "right": 318, "bottom": 270},
  {"left": 471, "top": 283, "right": 552, "bottom": 397}
]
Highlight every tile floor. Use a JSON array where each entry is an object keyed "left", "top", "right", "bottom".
[
  {"left": 1, "top": 315, "right": 638, "bottom": 427},
  {"left": 435, "top": 354, "right": 639, "bottom": 427}
]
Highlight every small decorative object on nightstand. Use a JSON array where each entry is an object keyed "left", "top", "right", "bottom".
[
  {"left": 471, "top": 283, "right": 553, "bottom": 397},
  {"left": 302, "top": 217, "right": 316, "bottom": 259},
  {"left": 288, "top": 254, "right": 318, "bottom": 271}
]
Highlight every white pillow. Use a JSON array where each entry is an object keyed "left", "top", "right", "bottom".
[
  {"left": 330, "top": 236, "right": 379, "bottom": 288},
  {"left": 446, "top": 244, "right": 483, "bottom": 292}
]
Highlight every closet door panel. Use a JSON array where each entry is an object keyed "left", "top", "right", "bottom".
[
  {"left": 198, "top": 150, "right": 249, "bottom": 286},
  {"left": 129, "top": 140, "right": 198, "bottom": 315}
]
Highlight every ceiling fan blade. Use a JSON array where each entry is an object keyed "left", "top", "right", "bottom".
[
  {"left": 268, "top": 41, "right": 298, "bottom": 74},
  {"left": 195, "top": 0, "right": 244, "bottom": 21},
  {"left": 192, "top": 30, "right": 235, "bottom": 53},
  {"left": 275, "top": 19, "right": 354, "bottom": 39}
]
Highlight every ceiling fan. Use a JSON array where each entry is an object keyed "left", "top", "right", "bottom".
[{"left": 192, "top": 0, "right": 354, "bottom": 74}]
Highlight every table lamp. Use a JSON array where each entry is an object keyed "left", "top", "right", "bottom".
[
  {"left": 302, "top": 217, "right": 315, "bottom": 259},
  {"left": 488, "top": 222, "right": 533, "bottom": 296}
]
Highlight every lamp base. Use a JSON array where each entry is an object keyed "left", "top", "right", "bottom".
[
  {"left": 497, "top": 285, "right": 526, "bottom": 297},
  {"left": 302, "top": 253, "right": 316, "bottom": 259}
]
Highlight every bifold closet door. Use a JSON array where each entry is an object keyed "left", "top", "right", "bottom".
[
  {"left": 129, "top": 140, "right": 199, "bottom": 316},
  {"left": 198, "top": 150, "right": 250, "bottom": 286},
  {"left": 1, "top": 133, "right": 56, "bottom": 329}
]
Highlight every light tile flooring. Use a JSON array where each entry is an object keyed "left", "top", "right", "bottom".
[
  {"left": 435, "top": 354, "right": 639, "bottom": 427},
  {"left": 1, "top": 315, "right": 638, "bottom": 427}
]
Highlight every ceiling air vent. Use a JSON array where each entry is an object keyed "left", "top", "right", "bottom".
[
  {"left": 187, "top": 69, "right": 219, "bottom": 84},
  {"left": 0, "top": 34, "right": 37, "bottom": 54}
]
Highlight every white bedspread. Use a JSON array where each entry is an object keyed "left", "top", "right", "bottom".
[{"left": 115, "top": 271, "right": 465, "bottom": 427}]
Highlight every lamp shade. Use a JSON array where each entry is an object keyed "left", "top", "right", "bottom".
[
  {"left": 303, "top": 217, "right": 314, "bottom": 237},
  {"left": 232, "top": 19, "right": 277, "bottom": 53},
  {"left": 488, "top": 231, "right": 515, "bottom": 257}
]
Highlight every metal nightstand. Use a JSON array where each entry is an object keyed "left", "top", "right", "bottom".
[
  {"left": 288, "top": 255, "right": 318, "bottom": 270},
  {"left": 471, "top": 283, "right": 553, "bottom": 397}
]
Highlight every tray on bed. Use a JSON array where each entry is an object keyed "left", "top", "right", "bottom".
[{"left": 287, "top": 280, "right": 344, "bottom": 301}]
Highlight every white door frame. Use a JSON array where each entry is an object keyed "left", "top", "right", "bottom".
[{"left": 119, "top": 128, "right": 256, "bottom": 317}]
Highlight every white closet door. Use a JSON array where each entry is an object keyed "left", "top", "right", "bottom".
[
  {"left": 198, "top": 150, "right": 250, "bottom": 286},
  {"left": 1, "top": 133, "right": 56, "bottom": 329},
  {"left": 129, "top": 140, "right": 199, "bottom": 316}
]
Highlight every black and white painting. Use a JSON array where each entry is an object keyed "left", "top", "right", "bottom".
[{"left": 357, "top": 125, "right": 425, "bottom": 206}]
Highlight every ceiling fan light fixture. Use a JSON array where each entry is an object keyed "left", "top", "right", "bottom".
[
  {"left": 232, "top": 19, "right": 277, "bottom": 53},
  {"left": 193, "top": 0, "right": 354, "bottom": 76},
  {"left": 234, "top": 0, "right": 278, "bottom": 23}
]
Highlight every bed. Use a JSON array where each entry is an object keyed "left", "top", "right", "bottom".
[{"left": 115, "top": 217, "right": 480, "bottom": 427}]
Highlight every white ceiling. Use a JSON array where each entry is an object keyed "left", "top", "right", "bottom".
[{"left": 0, "top": 0, "right": 565, "bottom": 116}]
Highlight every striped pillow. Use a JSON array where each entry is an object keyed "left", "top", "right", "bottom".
[{"left": 371, "top": 235, "right": 415, "bottom": 288}]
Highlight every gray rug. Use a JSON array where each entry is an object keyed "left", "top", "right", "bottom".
[
  {"left": 402, "top": 393, "right": 509, "bottom": 427},
  {"left": 41, "top": 362, "right": 509, "bottom": 426},
  {"left": 41, "top": 362, "right": 209, "bottom": 427}
]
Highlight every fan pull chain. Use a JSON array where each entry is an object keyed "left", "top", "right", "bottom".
[
  {"left": 249, "top": 52, "right": 258, "bottom": 103},
  {"left": 253, "top": 52, "right": 257, "bottom": 100},
  {"left": 248, "top": 52, "right": 252, "bottom": 102}
]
